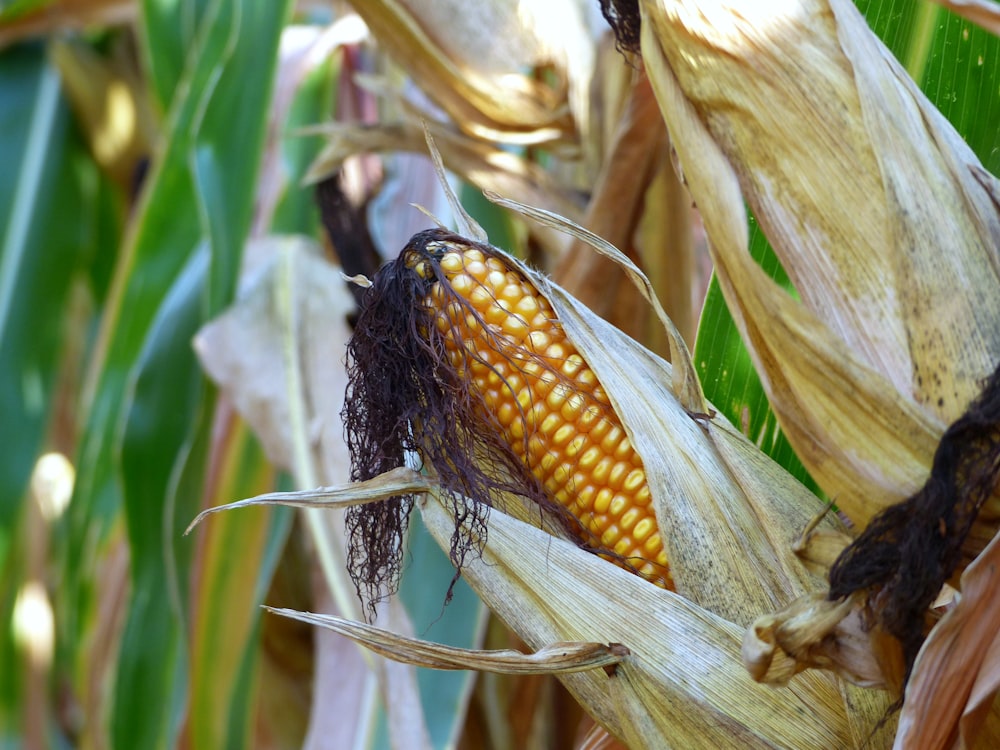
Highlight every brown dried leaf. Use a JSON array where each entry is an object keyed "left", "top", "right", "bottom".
[
  {"left": 186, "top": 467, "right": 431, "bottom": 534},
  {"left": 266, "top": 606, "right": 627, "bottom": 675},
  {"left": 927, "top": 0, "right": 1000, "bottom": 36},
  {"left": 896, "top": 528, "right": 1000, "bottom": 749}
]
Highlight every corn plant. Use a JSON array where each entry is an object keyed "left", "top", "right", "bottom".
[{"left": 1, "top": 1, "right": 998, "bottom": 749}]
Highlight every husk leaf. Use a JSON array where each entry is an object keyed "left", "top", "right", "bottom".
[
  {"left": 264, "top": 606, "right": 627, "bottom": 675},
  {"left": 637, "top": 0, "right": 1000, "bottom": 534},
  {"left": 894, "top": 526, "right": 1000, "bottom": 749},
  {"left": 417, "top": 490, "right": 857, "bottom": 749},
  {"left": 347, "top": 0, "right": 575, "bottom": 142}
]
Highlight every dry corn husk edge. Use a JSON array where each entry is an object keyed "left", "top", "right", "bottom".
[{"left": 192, "top": 201, "right": 902, "bottom": 745}]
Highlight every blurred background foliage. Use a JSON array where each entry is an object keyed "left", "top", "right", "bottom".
[{"left": 0, "top": 0, "right": 996, "bottom": 748}]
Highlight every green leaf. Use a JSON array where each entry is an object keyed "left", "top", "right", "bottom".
[
  {"left": 0, "top": 44, "right": 86, "bottom": 537},
  {"left": 271, "top": 51, "right": 338, "bottom": 235},
  {"left": 0, "top": 43, "right": 111, "bottom": 732},
  {"left": 52, "top": 1, "right": 292, "bottom": 747},
  {"left": 186, "top": 421, "right": 292, "bottom": 750},
  {"left": 112, "top": 245, "right": 208, "bottom": 749}
]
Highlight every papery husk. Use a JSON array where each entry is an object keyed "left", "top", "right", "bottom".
[
  {"left": 894, "top": 526, "right": 1000, "bottom": 749},
  {"left": 418, "top": 490, "right": 860, "bottom": 749},
  {"left": 634, "top": 0, "right": 1000, "bottom": 537},
  {"left": 348, "top": 0, "right": 576, "bottom": 142}
]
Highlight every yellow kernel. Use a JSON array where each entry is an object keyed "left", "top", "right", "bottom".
[
  {"left": 413, "top": 260, "right": 430, "bottom": 278},
  {"left": 609, "top": 494, "right": 628, "bottom": 519},
  {"left": 486, "top": 270, "right": 507, "bottom": 290},
  {"left": 485, "top": 257, "right": 506, "bottom": 273},
  {"left": 464, "top": 248, "right": 485, "bottom": 263},
  {"left": 601, "top": 425, "right": 625, "bottom": 455},
  {"left": 440, "top": 252, "right": 464, "bottom": 273},
  {"left": 613, "top": 538, "right": 633, "bottom": 557},
  {"left": 530, "top": 312, "right": 552, "bottom": 330},
  {"left": 615, "top": 435, "right": 634, "bottom": 461},
  {"left": 526, "top": 329, "right": 550, "bottom": 352},
  {"left": 608, "top": 462, "right": 629, "bottom": 490},
  {"left": 575, "top": 484, "right": 596, "bottom": 507},
  {"left": 465, "top": 260, "right": 488, "bottom": 280},
  {"left": 591, "top": 457, "right": 613, "bottom": 485},
  {"left": 546, "top": 384, "right": 570, "bottom": 412},
  {"left": 578, "top": 405, "right": 603, "bottom": 432},
  {"left": 540, "top": 450, "right": 559, "bottom": 473},
  {"left": 565, "top": 434, "right": 587, "bottom": 458},
  {"left": 534, "top": 370, "right": 558, "bottom": 398},
  {"left": 576, "top": 368, "right": 598, "bottom": 389},
  {"left": 623, "top": 468, "right": 645, "bottom": 494},
  {"left": 634, "top": 485, "right": 651, "bottom": 507},
  {"left": 516, "top": 296, "right": 541, "bottom": 319},
  {"left": 577, "top": 445, "right": 602, "bottom": 470},
  {"left": 463, "top": 311, "right": 482, "bottom": 335},
  {"left": 552, "top": 463, "right": 571, "bottom": 487},
  {"left": 521, "top": 360, "right": 543, "bottom": 379},
  {"left": 509, "top": 415, "right": 526, "bottom": 440},
  {"left": 527, "top": 435, "right": 546, "bottom": 460},
  {"left": 499, "top": 283, "right": 523, "bottom": 304},
  {"left": 450, "top": 273, "right": 474, "bottom": 295},
  {"left": 496, "top": 402, "right": 517, "bottom": 427},
  {"left": 546, "top": 343, "right": 569, "bottom": 363},
  {"left": 593, "top": 488, "right": 613, "bottom": 514},
  {"left": 561, "top": 354, "right": 584, "bottom": 377},
  {"left": 469, "top": 285, "right": 493, "bottom": 308},
  {"left": 589, "top": 416, "right": 611, "bottom": 442},
  {"left": 516, "top": 388, "right": 533, "bottom": 412},
  {"left": 539, "top": 412, "right": 561, "bottom": 436},
  {"left": 619, "top": 507, "right": 640, "bottom": 533},
  {"left": 644, "top": 532, "right": 663, "bottom": 556},
  {"left": 601, "top": 524, "right": 621, "bottom": 547},
  {"left": 485, "top": 300, "right": 512, "bottom": 326},
  {"left": 632, "top": 518, "right": 654, "bottom": 544},
  {"left": 501, "top": 314, "right": 529, "bottom": 339},
  {"left": 551, "top": 424, "right": 575, "bottom": 447},
  {"left": 559, "top": 393, "right": 585, "bottom": 422}
]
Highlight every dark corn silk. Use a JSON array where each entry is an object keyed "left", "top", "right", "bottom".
[{"left": 343, "top": 228, "right": 671, "bottom": 613}]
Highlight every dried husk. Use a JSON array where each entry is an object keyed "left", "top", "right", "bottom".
[
  {"left": 347, "top": 0, "right": 576, "bottom": 142},
  {"left": 635, "top": 0, "right": 1000, "bottom": 537},
  {"left": 893, "top": 529, "right": 1000, "bottom": 749},
  {"left": 417, "top": 488, "right": 858, "bottom": 749}
]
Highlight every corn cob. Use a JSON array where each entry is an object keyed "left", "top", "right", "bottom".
[
  {"left": 343, "top": 229, "right": 672, "bottom": 609},
  {"left": 407, "top": 239, "right": 672, "bottom": 589}
]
